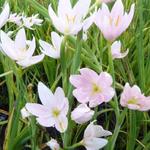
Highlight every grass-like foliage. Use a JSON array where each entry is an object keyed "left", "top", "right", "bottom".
[{"left": 0, "top": 0, "right": 150, "bottom": 150}]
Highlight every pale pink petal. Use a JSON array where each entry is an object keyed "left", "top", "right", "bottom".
[
  {"left": 54, "top": 87, "right": 69, "bottom": 115},
  {"left": 111, "top": 0, "right": 124, "bottom": 18},
  {"left": 15, "top": 28, "right": 26, "bottom": 51},
  {"left": 39, "top": 40, "right": 60, "bottom": 59},
  {"left": 0, "top": 3, "right": 10, "bottom": 28},
  {"left": 38, "top": 82, "right": 56, "bottom": 107},
  {"left": 55, "top": 115, "right": 68, "bottom": 133},
  {"left": 0, "top": 30, "right": 17, "bottom": 60},
  {"left": 73, "top": 0, "right": 91, "bottom": 20},
  {"left": 84, "top": 138, "right": 108, "bottom": 150},
  {"left": 71, "top": 104, "right": 94, "bottom": 124},
  {"left": 51, "top": 32, "right": 63, "bottom": 50},
  {"left": 57, "top": 0, "right": 72, "bottom": 18},
  {"left": 25, "top": 103, "right": 50, "bottom": 117},
  {"left": 16, "top": 54, "right": 44, "bottom": 68},
  {"left": 25, "top": 37, "right": 36, "bottom": 58},
  {"left": 73, "top": 88, "right": 91, "bottom": 103},
  {"left": 37, "top": 117, "right": 55, "bottom": 127},
  {"left": 80, "top": 68, "right": 98, "bottom": 82}
]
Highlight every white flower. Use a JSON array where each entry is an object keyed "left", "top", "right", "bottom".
[
  {"left": 71, "top": 104, "right": 94, "bottom": 124},
  {"left": 82, "top": 122, "right": 112, "bottom": 150},
  {"left": 22, "top": 14, "right": 43, "bottom": 29},
  {"left": 8, "top": 13, "right": 22, "bottom": 26},
  {"left": 25, "top": 82, "right": 69, "bottom": 133},
  {"left": 39, "top": 32, "right": 63, "bottom": 59},
  {"left": 47, "top": 139, "right": 60, "bottom": 150},
  {"left": 0, "top": 3, "right": 10, "bottom": 28},
  {"left": 48, "top": 0, "right": 91, "bottom": 35},
  {"left": 111, "top": 41, "right": 129, "bottom": 59},
  {"left": 21, "top": 107, "right": 31, "bottom": 119},
  {"left": 0, "top": 28, "right": 44, "bottom": 68}
]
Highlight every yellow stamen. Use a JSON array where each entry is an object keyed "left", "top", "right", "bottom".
[
  {"left": 65, "top": 14, "right": 76, "bottom": 23},
  {"left": 115, "top": 16, "right": 120, "bottom": 26},
  {"left": 128, "top": 98, "right": 137, "bottom": 104},
  {"left": 92, "top": 83, "right": 101, "bottom": 95},
  {"left": 52, "top": 108, "right": 60, "bottom": 117}
]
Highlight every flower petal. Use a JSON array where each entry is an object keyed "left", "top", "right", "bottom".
[
  {"left": 73, "top": 0, "right": 91, "bottom": 20},
  {"left": 0, "top": 3, "right": 10, "bottom": 28},
  {"left": 37, "top": 117, "right": 55, "bottom": 127},
  {"left": 84, "top": 138, "right": 108, "bottom": 150},
  {"left": 16, "top": 54, "right": 44, "bottom": 68},
  {"left": 25, "top": 103, "right": 50, "bottom": 117},
  {"left": 55, "top": 115, "right": 68, "bottom": 133},
  {"left": 38, "top": 82, "right": 56, "bottom": 107},
  {"left": 51, "top": 32, "right": 63, "bottom": 50},
  {"left": 39, "top": 39, "right": 60, "bottom": 59},
  {"left": 0, "top": 30, "right": 17, "bottom": 60},
  {"left": 57, "top": 0, "right": 72, "bottom": 18},
  {"left": 15, "top": 28, "right": 26, "bottom": 51}
]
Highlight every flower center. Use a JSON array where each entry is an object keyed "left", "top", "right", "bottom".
[
  {"left": 109, "top": 16, "right": 120, "bottom": 27},
  {"left": 92, "top": 83, "right": 101, "bottom": 94},
  {"left": 52, "top": 108, "right": 60, "bottom": 117},
  {"left": 65, "top": 14, "right": 76, "bottom": 24},
  {"left": 128, "top": 98, "right": 137, "bottom": 104}
]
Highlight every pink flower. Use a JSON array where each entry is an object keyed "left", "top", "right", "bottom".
[
  {"left": 95, "top": 0, "right": 135, "bottom": 41},
  {"left": 25, "top": 82, "right": 69, "bottom": 133},
  {"left": 71, "top": 104, "right": 94, "bottom": 124},
  {"left": 111, "top": 41, "right": 129, "bottom": 59},
  {"left": 120, "top": 83, "right": 150, "bottom": 111},
  {"left": 82, "top": 122, "right": 112, "bottom": 150},
  {"left": 70, "top": 68, "right": 115, "bottom": 107}
]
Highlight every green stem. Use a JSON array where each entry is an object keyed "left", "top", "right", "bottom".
[
  {"left": 127, "top": 110, "right": 137, "bottom": 150},
  {"left": 106, "top": 109, "right": 127, "bottom": 150},
  {"left": 64, "top": 141, "right": 82, "bottom": 150},
  {"left": 108, "top": 42, "right": 120, "bottom": 119}
]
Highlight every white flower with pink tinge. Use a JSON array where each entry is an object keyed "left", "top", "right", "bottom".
[
  {"left": 81, "top": 122, "right": 112, "bottom": 150},
  {"left": 0, "top": 3, "right": 10, "bottom": 29},
  {"left": 70, "top": 68, "right": 115, "bottom": 108},
  {"left": 0, "top": 28, "right": 44, "bottom": 68},
  {"left": 48, "top": 0, "right": 91, "bottom": 35},
  {"left": 95, "top": 0, "right": 135, "bottom": 42},
  {"left": 39, "top": 32, "right": 63, "bottom": 59},
  {"left": 111, "top": 41, "right": 129, "bottom": 59},
  {"left": 47, "top": 139, "right": 60, "bottom": 150},
  {"left": 71, "top": 104, "right": 94, "bottom": 124},
  {"left": 120, "top": 83, "right": 150, "bottom": 111},
  {"left": 25, "top": 82, "right": 69, "bottom": 133}
]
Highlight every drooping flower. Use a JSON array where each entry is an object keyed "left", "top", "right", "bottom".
[
  {"left": 25, "top": 82, "right": 69, "bottom": 133},
  {"left": 39, "top": 32, "right": 63, "bottom": 59},
  {"left": 48, "top": 0, "right": 91, "bottom": 35},
  {"left": 120, "top": 83, "right": 150, "bottom": 111},
  {"left": 71, "top": 104, "right": 94, "bottom": 124},
  {"left": 70, "top": 68, "right": 115, "bottom": 108},
  {"left": 95, "top": 0, "right": 135, "bottom": 41},
  {"left": 0, "top": 28, "right": 44, "bottom": 68},
  {"left": 111, "top": 41, "right": 129, "bottom": 59},
  {"left": 8, "top": 13, "right": 22, "bottom": 26},
  {"left": 22, "top": 14, "right": 43, "bottom": 29},
  {"left": 8, "top": 13, "right": 43, "bottom": 29},
  {"left": 47, "top": 139, "right": 60, "bottom": 150},
  {"left": 81, "top": 122, "right": 112, "bottom": 150},
  {"left": 0, "top": 3, "right": 10, "bottom": 29}
]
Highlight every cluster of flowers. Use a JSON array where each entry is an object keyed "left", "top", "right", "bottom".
[{"left": 0, "top": 0, "right": 150, "bottom": 149}]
